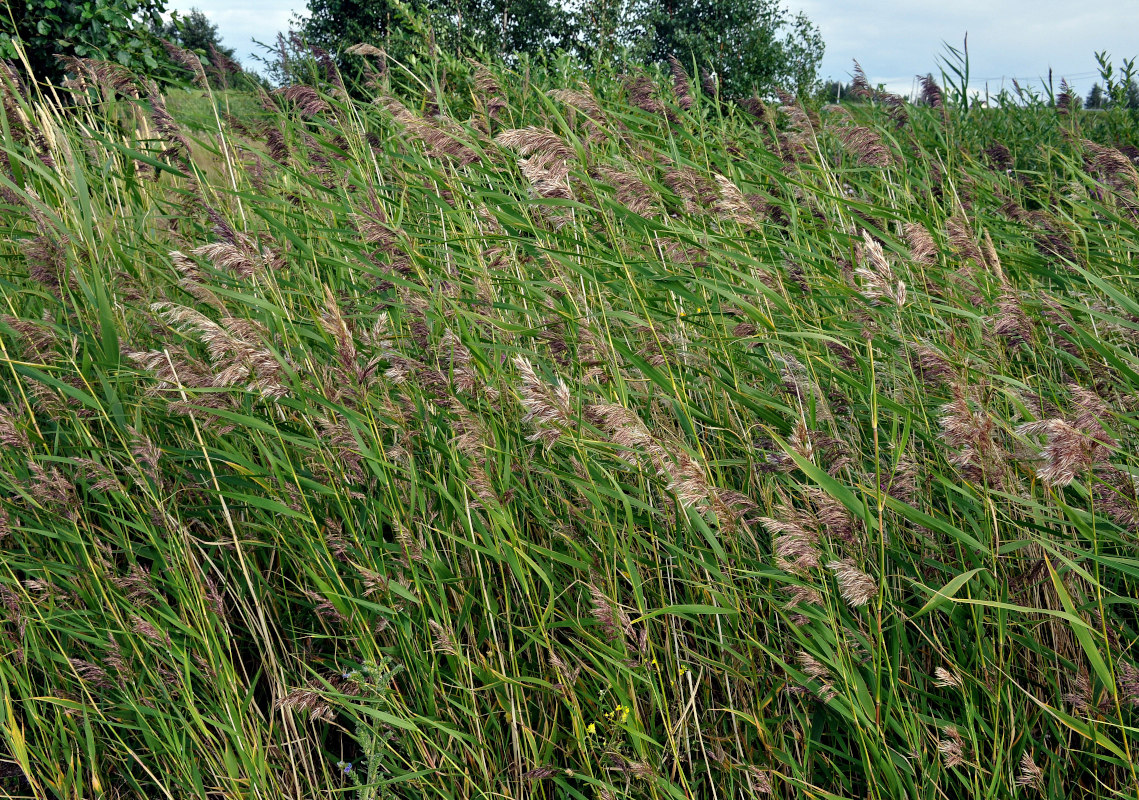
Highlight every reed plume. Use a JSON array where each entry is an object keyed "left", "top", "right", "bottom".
[
  {"left": 494, "top": 127, "right": 573, "bottom": 160},
  {"left": 276, "top": 686, "right": 334, "bottom": 721},
  {"left": 663, "top": 166, "right": 718, "bottom": 215},
  {"left": 938, "top": 726, "right": 967, "bottom": 769},
  {"left": 738, "top": 95, "right": 769, "bottom": 123},
  {"left": 190, "top": 235, "right": 280, "bottom": 279},
  {"left": 345, "top": 43, "right": 384, "bottom": 56},
  {"left": 1082, "top": 139, "right": 1139, "bottom": 193},
  {"left": 86, "top": 58, "right": 139, "bottom": 98},
  {"left": 713, "top": 174, "right": 761, "bottom": 227},
  {"left": 170, "top": 250, "right": 225, "bottom": 312},
  {"left": 939, "top": 383, "right": 1005, "bottom": 487},
  {"left": 827, "top": 559, "right": 877, "bottom": 607},
  {"left": 909, "top": 340, "right": 955, "bottom": 386},
  {"left": 444, "top": 395, "right": 492, "bottom": 483},
  {"left": 207, "top": 44, "right": 243, "bottom": 85},
  {"left": 588, "top": 582, "right": 634, "bottom": 645},
  {"left": 988, "top": 286, "right": 1031, "bottom": 349},
  {"left": 381, "top": 96, "right": 480, "bottom": 165},
  {"left": 274, "top": 84, "right": 330, "bottom": 117},
  {"left": 70, "top": 658, "right": 115, "bottom": 690},
  {"left": 762, "top": 514, "right": 819, "bottom": 575},
  {"left": 849, "top": 61, "right": 908, "bottom": 126},
  {"left": 1017, "top": 385, "right": 1115, "bottom": 487},
  {"left": 855, "top": 230, "right": 906, "bottom": 306},
  {"left": 150, "top": 302, "right": 288, "bottom": 399},
  {"left": 514, "top": 356, "right": 574, "bottom": 447},
  {"left": 496, "top": 127, "right": 575, "bottom": 214},
  {"left": 147, "top": 81, "right": 192, "bottom": 161},
  {"left": 919, "top": 74, "right": 943, "bottom": 108},
  {"left": 162, "top": 41, "right": 208, "bottom": 89},
  {"left": 0, "top": 406, "right": 28, "bottom": 451},
  {"left": 595, "top": 164, "right": 659, "bottom": 218},
  {"left": 903, "top": 222, "right": 938, "bottom": 266},
  {"left": 1056, "top": 80, "right": 1077, "bottom": 117},
  {"left": 782, "top": 585, "right": 823, "bottom": 624},
  {"left": 624, "top": 73, "right": 665, "bottom": 117},
  {"left": 667, "top": 56, "right": 693, "bottom": 110},
  {"left": 699, "top": 68, "right": 717, "bottom": 98},
  {"left": 933, "top": 666, "right": 962, "bottom": 689},
  {"left": 832, "top": 120, "right": 894, "bottom": 167},
  {"left": 548, "top": 84, "right": 610, "bottom": 145},
  {"left": 797, "top": 651, "right": 836, "bottom": 700},
  {"left": 470, "top": 62, "right": 506, "bottom": 119},
  {"left": 1016, "top": 751, "right": 1045, "bottom": 791}
]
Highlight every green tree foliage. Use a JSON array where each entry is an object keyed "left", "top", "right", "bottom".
[
  {"left": 816, "top": 78, "right": 852, "bottom": 103},
  {"left": 151, "top": 7, "right": 246, "bottom": 88},
  {"left": 299, "top": 0, "right": 409, "bottom": 56},
  {"left": 155, "top": 7, "right": 236, "bottom": 63},
  {"left": 467, "top": 0, "right": 577, "bottom": 56},
  {"left": 1093, "top": 51, "right": 1139, "bottom": 109},
  {"left": 568, "top": 0, "right": 645, "bottom": 68},
  {"left": 1085, "top": 81, "right": 1138, "bottom": 110},
  {"left": 299, "top": 0, "right": 574, "bottom": 71},
  {"left": 621, "top": 0, "right": 823, "bottom": 95},
  {"left": 1086, "top": 82, "right": 1104, "bottom": 109},
  {"left": 0, "top": 0, "right": 167, "bottom": 84},
  {"left": 297, "top": 0, "right": 821, "bottom": 95}
]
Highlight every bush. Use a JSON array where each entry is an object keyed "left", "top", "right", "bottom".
[{"left": 0, "top": 0, "right": 167, "bottom": 84}]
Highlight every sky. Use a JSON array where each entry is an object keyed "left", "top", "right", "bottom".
[
  {"left": 795, "top": 0, "right": 1139, "bottom": 99},
  {"left": 172, "top": 0, "right": 1139, "bottom": 98}
]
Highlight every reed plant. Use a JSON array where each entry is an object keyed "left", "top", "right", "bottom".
[{"left": 1, "top": 43, "right": 1138, "bottom": 799}]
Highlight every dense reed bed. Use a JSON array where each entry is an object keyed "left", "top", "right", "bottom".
[{"left": 1, "top": 48, "right": 1139, "bottom": 798}]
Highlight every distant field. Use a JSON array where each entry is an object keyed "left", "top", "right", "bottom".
[
  {"left": 2, "top": 53, "right": 1139, "bottom": 799},
  {"left": 163, "top": 86, "right": 267, "bottom": 131}
]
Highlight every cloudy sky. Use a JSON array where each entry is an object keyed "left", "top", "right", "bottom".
[{"left": 174, "top": 0, "right": 1138, "bottom": 97}]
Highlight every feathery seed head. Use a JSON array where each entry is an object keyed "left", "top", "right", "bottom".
[{"left": 827, "top": 559, "right": 877, "bottom": 607}]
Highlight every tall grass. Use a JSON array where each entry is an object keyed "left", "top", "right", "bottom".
[{"left": 1, "top": 45, "right": 1138, "bottom": 799}]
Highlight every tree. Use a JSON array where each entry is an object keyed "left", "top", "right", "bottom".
[
  {"left": 620, "top": 0, "right": 823, "bottom": 96},
  {"left": 473, "top": 0, "right": 576, "bottom": 57},
  {"left": 816, "top": 79, "right": 851, "bottom": 104},
  {"left": 1094, "top": 51, "right": 1138, "bottom": 109},
  {"left": 298, "top": 0, "right": 572, "bottom": 70},
  {"left": 0, "top": 0, "right": 167, "bottom": 84},
  {"left": 156, "top": 8, "right": 235, "bottom": 63},
  {"left": 295, "top": 0, "right": 821, "bottom": 97},
  {"left": 151, "top": 7, "right": 242, "bottom": 86},
  {"left": 299, "top": 0, "right": 405, "bottom": 57},
  {"left": 570, "top": 0, "right": 645, "bottom": 68},
  {"left": 1086, "top": 83, "right": 1104, "bottom": 109}
]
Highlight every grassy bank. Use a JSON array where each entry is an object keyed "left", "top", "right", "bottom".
[{"left": 1, "top": 52, "right": 1139, "bottom": 798}]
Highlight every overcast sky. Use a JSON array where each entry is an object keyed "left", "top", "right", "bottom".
[{"left": 174, "top": 0, "right": 1138, "bottom": 97}]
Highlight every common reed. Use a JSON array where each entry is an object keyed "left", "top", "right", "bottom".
[{"left": 0, "top": 46, "right": 1137, "bottom": 800}]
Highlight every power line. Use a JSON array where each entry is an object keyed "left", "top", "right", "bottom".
[{"left": 968, "top": 71, "right": 1102, "bottom": 82}]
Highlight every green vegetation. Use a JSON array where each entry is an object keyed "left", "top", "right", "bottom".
[
  {"left": 161, "top": 87, "right": 266, "bottom": 131},
  {"left": 152, "top": 7, "right": 235, "bottom": 63},
  {"left": 150, "top": 6, "right": 244, "bottom": 89},
  {"left": 295, "top": 0, "right": 823, "bottom": 96},
  {"left": 296, "top": 0, "right": 580, "bottom": 67},
  {"left": 2, "top": 0, "right": 821, "bottom": 98},
  {"left": 0, "top": 0, "right": 168, "bottom": 83},
  {"left": 621, "top": 0, "right": 822, "bottom": 96},
  {"left": 2, "top": 43, "right": 1139, "bottom": 800},
  {"left": 1085, "top": 53, "right": 1139, "bottom": 110}
]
